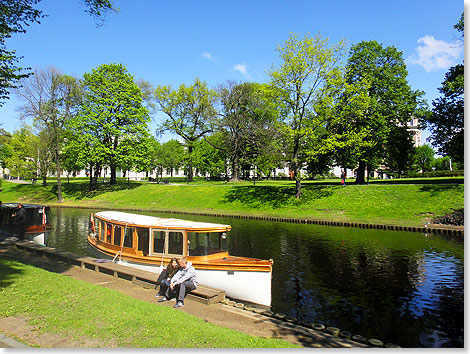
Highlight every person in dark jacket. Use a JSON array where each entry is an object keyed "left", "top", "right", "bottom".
[
  {"left": 155, "top": 258, "right": 180, "bottom": 297},
  {"left": 158, "top": 257, "right": 198, "bottom": 308},
  {"left": 15, "top": 203, "right": 25, "bottom": 239}
]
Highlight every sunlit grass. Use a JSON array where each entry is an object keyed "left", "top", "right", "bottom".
[
  {"left": 0, "top": 178, "right": 464, "bottom": 226},
  {"left": 0, "top": 257, "right": 299, "bottom": 348}
]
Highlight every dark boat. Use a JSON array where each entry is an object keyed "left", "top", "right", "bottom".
[{"left": 0, "top": 203, "right": 52, "bottom": 245}]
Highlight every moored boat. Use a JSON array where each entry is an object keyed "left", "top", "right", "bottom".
[
  {"left": 0, "top": 203, "right": 52, "bottom": 245},
  {"left": 87, "top": 211, "right": 273, "bottom": 307}
]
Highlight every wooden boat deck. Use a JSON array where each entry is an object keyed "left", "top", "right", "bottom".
[{"left": 14, "top": 241, "right": 225, "bottom": 305}]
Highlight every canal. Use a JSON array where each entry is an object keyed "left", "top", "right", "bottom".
[{"left": 46, "top": 207, "right": 464, "bottom": 348}]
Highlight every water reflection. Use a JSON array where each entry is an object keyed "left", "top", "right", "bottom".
[{"left": 46, "top": 207, "right": 463, "bottom": 348}]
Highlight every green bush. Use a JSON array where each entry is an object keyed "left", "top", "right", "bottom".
[{"left": 420, "top": 170, "right": 464, "bottom": 178}]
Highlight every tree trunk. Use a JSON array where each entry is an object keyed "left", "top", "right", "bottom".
[
  {"left": 187, "top": 145, "right": 194, "bottom": 183},
  {"left": 54, "top": 144, "right": 64, "bottom": 203},
  {"left": 110, "top": 164, "right": 117, "bottom": 185},
  {"left": 229, "top": 155, "right": 241, "bottom": 182},
  {"left": 355, "top": 160, "right": 366, "bottom": 184},
  {"left": 294, "top": 170, "right": 302, "bottom": 198}
]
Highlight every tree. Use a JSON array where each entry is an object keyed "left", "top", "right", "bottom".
[
  {"left": 0, "top": 129, "right": 12, "bottom": 178},
  {"left": 77, "top": 63, "right": 150, "bottom": 186},
  {"left": 116, "top": 135, "right": 153, "bottom": 185},
  {"left": 424, "top": 13, "right": 464, "bottom": 165},
  {"left": 345, "top": 40, "right": 424, "bottom": 184},
  {"left": 0, "top": 0, "right": 116, "bottom": 105},
  {"left": 16, "top": 67, "right": 82, "bottom": 202},
  {"left": 160, "top": 139, "right": 185, "bottom": 177},
  {"left": 268, "top": 33, "right": 346, "bottom": 197},
  {"left": 4, "top": 125, "right": 37, "bottom": 179},
  {"left": 212, "top": 81, "right": 281, "bottom": 182},
  {"left": 155, "top": 78, "right": 217, "bottom": 182},
  {"left": 35, "top": 128, "right": 54, "bottom": 186},
  {"left": 383, "top": 125, "right": 415, "bottom": 177},
  {"left": 193, "top": 134, "right": 227, "bottom": 178},
  {"left": 413, "top": 145, "right": 435, "bottom": 173}
]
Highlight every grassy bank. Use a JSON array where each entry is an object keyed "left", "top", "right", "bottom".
[
  {"left": 0, "top": 257, "right": 298, "bottom": 348},
  {"left": 0, "top": 178, "right": 464, "bottom": 226}
]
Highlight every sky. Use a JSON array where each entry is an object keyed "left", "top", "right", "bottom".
[{"left": 0, "top": 0, "right": 464, "bottom": 145}]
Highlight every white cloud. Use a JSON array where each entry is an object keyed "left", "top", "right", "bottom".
[
  {"left": 200, "top": 52, "right": 214, "bottom": 60},
  {"left": 407, "top": 35, "right": 462, "bottom": 72},
  {"left": 232, "top": 63, "right": 249, "bottom": 76}
]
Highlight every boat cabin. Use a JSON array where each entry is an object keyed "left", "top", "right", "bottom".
[
  {"left": 0, "top": 203, "right": 52, "bottom": 244},
  {"left": 91, "top": 211, "right": 231, "bottom": 261}
]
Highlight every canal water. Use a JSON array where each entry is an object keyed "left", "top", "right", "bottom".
[{"left": 46, "top": 207, "right": 464, "bottom": 348}]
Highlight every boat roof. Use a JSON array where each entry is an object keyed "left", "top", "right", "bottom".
[{"left": 95, "top": 211, "right": 231, "bottom": 232}]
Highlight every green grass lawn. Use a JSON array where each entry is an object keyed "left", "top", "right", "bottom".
[
  {"left": 0, "top": 257, "right": 299, "bottom": 348},
  {"left": 0, "top": 178, "right": 464, "bottom": 226}
]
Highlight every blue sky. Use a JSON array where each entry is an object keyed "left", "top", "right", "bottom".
[{"left": 0, "top": 0, "right": 464, "bottom": 144}]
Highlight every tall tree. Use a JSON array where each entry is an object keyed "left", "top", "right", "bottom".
[
  {"left": 268, "top": 33, "right": 346, "bottom": 197},
  {"left": 155, "top": 78, "right": 216, "bottom": 182},
  {"left": 78, "top": 63, "right": 150, "bottom": 185},
  {"left": 345, "top": 40, "right": 424, "bottom": 184},
  {"left": 193, "top": 134, "right": 227, "bottom": 179},
  {"left": 213, "top": 81, "right": 280, "bottom": 182},
  {"left": 16, "top": 67, "right": 81, "bottom": 202},
  {"left": 160, "top": 139, "right": 185, "bottom": 177},
  {"left": 413, "top": 144, "right": 435, "bottom": 173},
  {"left": 4, "top": 125, "right": 37, "bottom": 180},
  {"left": 0, "top": 0, "right": 116, "bottom": 105},
  {"left": 0, "top": 129, "right": 12, "bottom": 178},
  {"left": 424, "top": 13, "right": 464, "bottom": 165},
  {"left": 383, "top": 125, "right": 415, "bottom": 177}
]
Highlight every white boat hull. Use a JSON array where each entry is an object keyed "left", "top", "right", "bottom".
[{"left": 89, "top": 245, "right": 272, "bottom": 307}]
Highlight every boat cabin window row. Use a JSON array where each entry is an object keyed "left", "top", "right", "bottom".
[{"left": 95, "top": 219, "right": 227, "bottom": 257}]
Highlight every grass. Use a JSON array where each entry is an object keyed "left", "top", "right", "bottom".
[
  {"left": 0, "top": 257, "right": 299, "bottom": 348},
  {"left": 0, "top": 177, "right": 464, "bottom": 226}
]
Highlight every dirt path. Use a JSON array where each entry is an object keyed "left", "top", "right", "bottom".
[{"left": 0, "top": 245, "right": 368, "bottom": 348}]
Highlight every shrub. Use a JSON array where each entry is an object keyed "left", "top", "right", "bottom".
[{"left": 431, "top": 208, "right": 464, "bottom": 226}]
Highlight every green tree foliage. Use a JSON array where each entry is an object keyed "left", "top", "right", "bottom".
[
  {"left": 413, "top": 144, "right": 435, "bottom": 172},
  {"left": 155, "top": 78, "right": 217, "bottom": 182},
  {"left": 193, "top": 134, "right": 227, "bottom": 178},
  {"left": 213, "top": 81, "right": 281, "bottom": 182},
  {"left": 71, "top": 63, "right": 150, "bottom": 188},
  {"left": 0, "top": 128, "right": 12, "bottom": 177},
  {"left": 16, "top": 67, "right": 82, "bottom": 202},
  {"left": 160, "top": 139, "right": 185, "bottom": 177},
  {"left": 316, "top": 71, "right": 372, "bottom": 172},
  {"left": 345, "top": 40, "right": 424, "bottom": 184},
  {"left": 268, "top": 33, "right": 346, "bottom": 197},
  {"left": 433, "top": 156, "right": 451, "bottom": 171},
  {"left": 424, "top": 13, "right": 464, "bottom": 165},
  {"left": 0, "top": 0, "right": 116, "bottom": 105},
  {"left": 35, "top": 128, "right": 54, "bottom": 186},
  {"left": 4, "top": 125, "right": 37, "bottom": 179},
  {"left": 383, "top": 125, "right": 415, "bottom": 177}
]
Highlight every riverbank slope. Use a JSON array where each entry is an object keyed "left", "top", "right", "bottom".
[{"left": 0, "top": 178, "right": 464, "bottom": 227}]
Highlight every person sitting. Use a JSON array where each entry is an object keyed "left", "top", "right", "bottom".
[
  {"left": 155, "top": 258, "right": 180, "bottom": 297},
  {"left": 158, "top": 257, "right": 198, "bottom": 308}
]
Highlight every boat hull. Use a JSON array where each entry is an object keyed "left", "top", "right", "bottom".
[{"left": 88, "top": 241, "right": 272, "bottom": 307}]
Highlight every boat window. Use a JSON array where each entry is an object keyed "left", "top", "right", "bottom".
[
  {"left": 106, "top": 223, "right": 112, "bottom": 243},
  {"left": 137, "top": 228, "right": 149, "bottom": 256},
  {"left": 113, "top": 225, "right": 122, "bottom": 246},
  {"left": 153, "top": 231, "right": 165, "bottom": 253},
  {"left": 123, "top": 227, "right": 134, "bottom": 248},
  {"left": 99, "top": 221, "right": 105, "bottom": 241},
  {"left": 187, "top": 232, "right": 227, "bottom": 256},
  {"left": 168, "top": 231, "right": 183, "bottom": 255}
]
